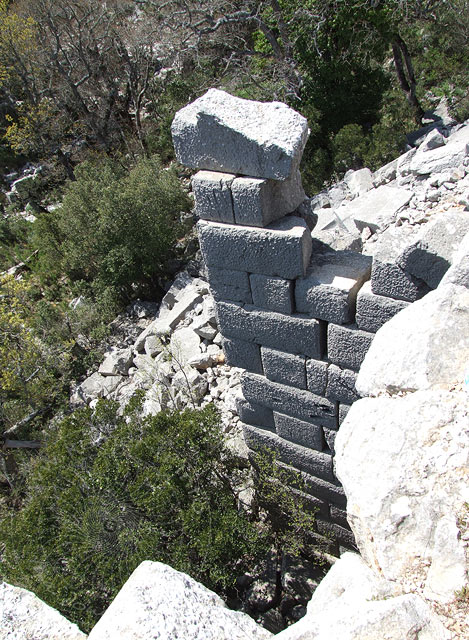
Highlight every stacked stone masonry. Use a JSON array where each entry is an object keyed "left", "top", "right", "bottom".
[{"left": 171, "top": 90, "right": 443, "bottom": 553}]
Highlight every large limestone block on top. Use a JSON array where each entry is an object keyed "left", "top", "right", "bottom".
[
  {"left": 198, "top": 216, "right": 312, "bottom": 280},
  {"left": 88, "top": 561, "right": 272, "bottom": 640},
  {"left": 171, "top": 89, "right": 309, "bottom": 179},
  {"left": 357, "top": 282, "right": 469, "bottom": 395},
  {"left": 274, "top": 553, "right": 449, "bottom": 640},
  {"left": 335, "top": 390, "right": 468, "bottom": 605},
  {"left": 0, "top": 581, "right": 86, "bottom": 640},
  {"left": 409, "top": 123, "right": 469, "bottom": 175}
]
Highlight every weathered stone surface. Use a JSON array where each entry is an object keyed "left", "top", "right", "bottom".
[
  {"left": 222, "top": 336, "right": 263, "bottom": 374},
  {"left": 325, "top": 364, "right": 360, "bottom": 404},
  {"left": 355, "top": 281, "right": 409, "bottom": 333},
  {"left": 275, "top": 553, "right": 449, "bottom": 640},
  {"left": 323, "top": 427, "right": 337, "bottom": 454},
  {"left": 171, "top": 88, "right": 309, "bottom": 179},
  {"left": 250, "top": 274, "right": 293, "bottom": 314},
  {"left": 398, "top": 208, "right": 469, "bottom": 288},
  {"left": 305, "top": 359, "right": 328, "bottom": 396},
  {"left": 236, "top": 396, "right": 275, "bottom": 430},
  {"left": 371, "top": 259, "right": 429, "bottom": 302},
  {"left": 88, "top": 561, "right": 272, "bottom": 640},
  {"left": 261, "top": 347, "right": 306, "bottom": 389},
  {"left": 133, "top": 318, "right": 171, "bottom": 353},
  {"left": 242, "top": 372, "right": 336, "bottom": 428},
  {"left": 440, "top": 229, "right": 469, "bottom": 288},
  {"left": 216, "top": 301, "right": 324, "bottom": 359},
  {"left": 243, "top": 424, "right": 333, "bottom": 480},
  {"left": 169, "top": 327, "right": 201, "bottom": 365},
  {"left": 172, "top": 367, "right": 208, "bottom": 403},
  {"left": 335, "top": 391, "right": 468, "bottom": 605},
  {"left": 198, "top": 217, "right": 312, "bottom": 280},
  {"left": 344, "top": 168, "right": 373, "bottom": 197},
  {"left": 232, "top": 170, "right": 305, "bottom": 227},
  {"left": 357, "top": 283, "right": 469, "bottom": 395},
  {"left": 274, "top": 412, "right": 324, "bottom": 450},
  {"left": 192, "top": 170, "right": 235, "bottom": 223},
  {"left": 0, "top": 582, "right": 86, "bottom": 640},
  {"left": 336, "top": 185, "right": 413, "bottom": 233},
  {"left": 409, "top": 124, "right": 469, "bottom": 175},
  {"left": 295, "top": 249, "right": 371, "bottom": 323},
  {"left": 98, "top": 347, "right": 133, "bottom": 376},
  {"left": 206, "top": 266, "right": 252, "bottom": 304},
  {"left": 327, "top": 323, "right": 374, "bottom": 372},
  {"left": 163, "top": 289, "right": 204, "bottom": 330},
  {"left": 70, "top": 372, "right": 123, "bottom": 406}
]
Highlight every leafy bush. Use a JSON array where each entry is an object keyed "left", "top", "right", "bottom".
[
  {"left": 0, "top": 400, "right": 267, "bottom": 632},
  {"left": 34, "top": 155, "right": 191, "bottom": 313}
]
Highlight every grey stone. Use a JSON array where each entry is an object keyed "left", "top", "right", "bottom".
[
  {"left": 163, "top": 288, "right": 204, "bottom": 330},
  {"left": 371, "top": 259, "right": 429, "bottom": 302},
  {"left": 323, "top": 427, "right": 337, "bottom": 455},
  {"left": 198, "top": 216, "right": 312, "bottom": 280},
  {"left": 236, "top": 396, "right": 275, "bottom": 430},
  {"left": 305, "top": 359, "right": 328, "bottom": 396},
  {"left": 88, "top": 561, "right": 272, "bottom": 640},
  {"left": 316, "top": 520, "right": 356, "bottom": 549},
  {"left": 356, "top": 283, "right": 469, "bottom": 395},
  {"left": 216, "top": 301, "right": 324, "bottom": 358},
  {"left": 232, "top": 170, "right": 305, "bottom": 227},
  {"left": 274, "top": 412, "right": 324, "bottom": 450},
  {"left": 281, "top": 463, "right": 346, "bottom": 508},
  {"left": 325, "top": 364, "right": 360, "bottom": 404},
  {"left": 169, "top": 327, "right": 201, "bottom": 365},
  {"left": 250, "top": 274, "right": 293, "bottom": 314},
  {"left": 261, "top": 347, "right": 306, "bottom": 389},
  {"left": 372, "top": 158, "right": 398, "bottom": 186},
  {"left": 275, "top": 553, "right": 449, "bottom": 640},
  {"left": 0, "top": 581, "right": 86, "bottom": 640},
  {"left": 172, "top": 366, "right": 208, "bottom": 403},
  {"left": 171, "top": 88, "right": 309, "bottom": 179},
  {"left": 192, "top": 170, "right": 235, "bottom": 223},
  {"left": 398, "top": 208, "right": 469, "bottom": 289},
  {"left": 356, "top": 281, "right": 410, "bottom": 332},
  {"left": 144, "top": 334, "right": 165, "bottom": 357},
  {"left": 344, "top": 168, "right": 373, "bottom": 197},
  {"left": 336, "top": 185, "right": 413, "bottom": 233},
  {"left": 327, "top": 323, "right": 374, "bottom": 372},
  {"left": 409, "top": 123, "right": 469, "bottom": 175},
  {"left": 330, "top": 505, "right": 349, "bottom": 529},
  {"left": 295, "top": 248, "right": 371, "bottom": 323},
  {"left": 133, "top": 318, "right": 171, "bottom": 352},
  {"left": 70, "top": 373, "right": 123, "bottom": 406},
  {"left": 241, "top": 372, "right": 336, "bottom": 428},
  {"left": 420, "top": 129, "right": 447, "bottom": 151},
  {"left": 335, "top": 391, "right": 468, "bottom": 606},
  {"left": 98, "top": 347, "right": 133, "bottom": 376},
  {"left": 206, "top": 266, "right": 252, "bottom": 304},
  {"left": 338, "top": 403, "right": 351, "bottom": 425},
  {"left": 222, "top": 337, "right": 263, "bottom": 374},
  {"left": 440, "top": 229, "right": 469, "bottom": 288},
  {"left": 243, "top": 424, "right": 334, "bottom": 481}
]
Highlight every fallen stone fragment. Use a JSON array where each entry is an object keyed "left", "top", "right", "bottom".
[
  {"left": 336, "top": 185, "right": 412, "bottom": 233},
  {"left": 410, "top": 124, "right": 469, "bottom": 175},
  {"left": 88, "top": 561, "right": 272, "bottom": 640},
  {"left": 344, "top": 168, "right": 373, "bottom": 197},
  {"left": 172, "top": 89, "right": 309, "bottom": 180},
  {"left": 0, "top": 581, "right": 86, "bottom": 640},
  {"left": 98, "top": 347, "right": 133, "bottom": 376}
]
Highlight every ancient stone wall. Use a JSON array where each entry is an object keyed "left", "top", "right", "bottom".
[{"left": 170, "top": 89, "right": 440, "bottom": 551}]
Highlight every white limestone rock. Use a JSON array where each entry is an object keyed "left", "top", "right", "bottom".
[
  {"left": 344, "top": 168, "right": 373, "bottom": 197},
  {"left": 440, "top": 229, "right": 469, "bottom": 288},
  {"left": 275, "top": 553, "right": 449, "bottom": 640},
  {"left": 87, "top": 561, "right": 272, "bottom": 640},
  {"left": 335, "top": 185, "right": 413, "bottom": 233},
  {"left": 410, "top": 124, "right": 469, "bottom": 175},
  {"left": 98, "top": 347, "right": 133, "bottom": 376},
  {"left": 335, "top": 390, "right": 469, "bottom": 605},
  {"left": 70, "top": 372, "right": 123, "bottom": 406},
  {"left": 356, "top": 282, "right": 469, "bottom": 395},
  {"left": 170, "top": 327, "right": 201, "bottom": 365},
  {"left": 171, "top": 89, "right": 309, "bottom": 180},
  {"left": 0, "top": 581, "right": 86, "bottom": 640}
]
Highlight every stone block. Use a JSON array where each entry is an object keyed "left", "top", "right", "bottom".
[
  {"left": 243, "top": 424, "right": 334, "bottom": 481},
  {"left": 397, "top": 208, "right": 469, "bottom": 289},
  {"left": 295, "top": 248, "right": 371, "bottom": 323},
  {"left": 339, "top": 404, "right": 351, "bottom": 425},
  {"left": 261, "top": 347, "right": 306, "bottom": 389},
  {"left": 276, "top": 461, "right": 346, "bottom": 507},
  {"left": 274, "top": 412, "right": 324, "bottom": 450},
  {"left": 323, "top": 427, "right": 337, "bottom": 455},
  {"left": 222, "top": 337, "right": 263, "bottom": 374},
  {"left": 250, "top": 274, "right": 293, "bottom": 314},
  {"left": 409, "top": 124, "right": 469, "bottom": 175},
  {"left": 306, "top": 359, "right": 329, "bottom": 396},
  {"left": 216, "top": 301, "right": 325, "bottom": 359},
  {"left": 327, "top": 323, "right": 374, "bottom": 372},
  {"left": 330, "top": 504, "right": 350, "bottom": 529},
  {"left": 231, "top": 170, "right": 305, "bottom": 227},
  {"left": 356, "top": 281, "right": 409, "bottom": 332},
  {"left": 206, "top": 266, "right": 252, "bottom": 304},
  {"left": 325, "top": 364, "right": 360, "bottom": 404},
  {"left": 171, "top": 88, "right": 309, "bottom": 179},
  {"left": 371, "top": 260, "right": 429, "bottom": 302},
  {"left": 335, "top": 185, "right": 413, "bottom": 233},
  {"left": 441, "top": 230, "right": 469, "bottom": 288},
  {"left": 316, "top": 520, "right": 356, "bottom": 549},
  {"left": 191, "top": 170, "right": 235, "bottom": 223},
  {"left": 198, "top": 217, "right": 312, "bottom": 280},
  {"left": 344, "top": 168, "right": 373, "bottom": 197},
  {"left": 236, "top": 397, "right": 275, "bottom": 431},
  {"left": 241, "top": 372, "right": 336, "bottom": 428}
]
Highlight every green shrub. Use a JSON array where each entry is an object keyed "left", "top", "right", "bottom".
[{"left": 34, "top": 155, "right": 191, "bottom": 313}]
